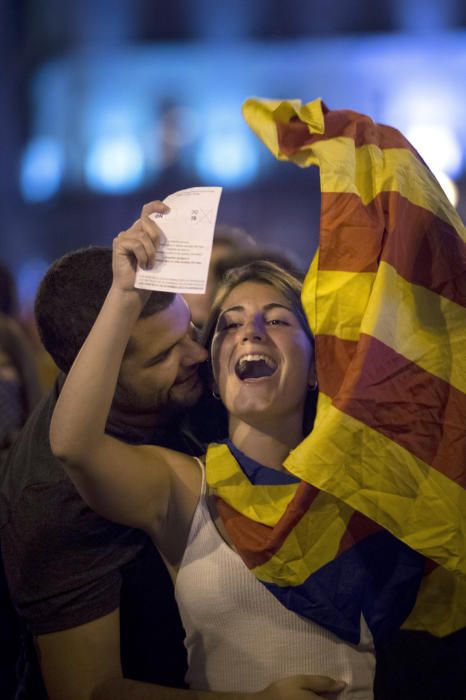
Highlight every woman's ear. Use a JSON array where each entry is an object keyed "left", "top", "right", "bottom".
[
  {"left": 211, "top": 382, "right": 221, "bottom": 401},
  {"left": 210, "top": 366, "right": 221, "bottom": 401}
]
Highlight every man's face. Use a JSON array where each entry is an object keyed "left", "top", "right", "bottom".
[{"left": 115, "top": 295, "right": 208, "bottom": 417}]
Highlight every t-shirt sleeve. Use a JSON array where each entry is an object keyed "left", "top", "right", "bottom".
[{"left": 1, "top": 479, "right": 147, "bottom": 635}]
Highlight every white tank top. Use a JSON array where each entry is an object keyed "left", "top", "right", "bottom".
[{"left": 175, "top": 459, "right": 375, "bottom": 698}]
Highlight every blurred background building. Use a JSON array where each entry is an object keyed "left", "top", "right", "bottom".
[{"left": 1, "top": 0, "right": 466, "bottom": 315}]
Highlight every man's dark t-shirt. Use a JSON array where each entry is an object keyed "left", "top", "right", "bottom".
[{"left": 0, "top": 377, "right": 204, "bottom": 695}]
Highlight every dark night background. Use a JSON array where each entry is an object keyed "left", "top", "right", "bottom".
[{"left": 1, "top": 0, "right": 465, "bottom": 313}]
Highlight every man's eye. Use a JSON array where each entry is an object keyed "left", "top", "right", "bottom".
[
  {"left": 223, "top": 321, "right": 242, "bottom": 330},
  {"left": 150, "top": 349, "right": 171, "bottom": 365}
]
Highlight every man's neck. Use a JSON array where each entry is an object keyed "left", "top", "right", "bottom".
[
  {"left": 106, "top": 407, "right": 169, "bottom": 444},
  {"left": 56, "top": 373, "right": 178, "bottom": 446}
]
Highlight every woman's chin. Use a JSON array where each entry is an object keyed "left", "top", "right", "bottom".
[{"left": 229, "top": 394, "right": 275, "bottom": 421}]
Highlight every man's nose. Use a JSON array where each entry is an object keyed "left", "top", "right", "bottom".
[{"left": 181, "top": 336, "right": 208, "bottom": 365}]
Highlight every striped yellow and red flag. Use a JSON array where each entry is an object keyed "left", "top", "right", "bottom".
[{"left": 206, "top": 98, "right": 466, "bottom": 644}]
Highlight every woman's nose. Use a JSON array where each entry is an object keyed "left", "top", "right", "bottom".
[{"left": 242, "top": 318, "right": 264, "bottom": 343}]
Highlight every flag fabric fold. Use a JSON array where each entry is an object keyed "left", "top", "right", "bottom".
[{"left": 205, "top": 98, "right": 466, "bottom": 643}]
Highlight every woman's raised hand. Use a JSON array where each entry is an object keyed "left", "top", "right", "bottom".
[{"left": 112, "top": 200, "right": 169, "bottom": 292}]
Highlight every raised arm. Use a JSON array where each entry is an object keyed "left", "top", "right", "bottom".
[{"left": 49, "top": 201, "right": 195, "bottom": 534}]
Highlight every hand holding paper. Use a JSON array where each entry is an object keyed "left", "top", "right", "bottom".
[{"left": 135, "top": 186, "right": 222, "bottom": 294}]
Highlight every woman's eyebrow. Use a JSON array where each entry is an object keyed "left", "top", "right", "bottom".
[
  {"left": 263, "top": 303, "right": 293, "bottom": 312},
  {"left": 219, "top": 305, "right": 244, "bottom": 316},
  {"left": 220, "top": 303, "right": 291, "bottom": 315}
]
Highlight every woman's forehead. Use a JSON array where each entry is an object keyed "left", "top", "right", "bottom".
[{"left": 221, "top": 281, "right": 289, "bottom": 309}]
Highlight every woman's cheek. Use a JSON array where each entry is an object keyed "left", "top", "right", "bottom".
[{"left": 211, "top": 336, "right": 228, "bottom": 386}]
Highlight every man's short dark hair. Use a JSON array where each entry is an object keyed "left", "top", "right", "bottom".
[{"left": 35, "top": 247, "right": 175, "bottom": 373}]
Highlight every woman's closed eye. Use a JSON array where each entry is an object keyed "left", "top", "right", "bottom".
[
  {"left": 218, "top": 315, "right": 292, "bottom": 332},
  {"left": 266, "top": 318, "right": 290, "bottom": 326},
  {"left": 216, "top": 316, "right": 243, "bottom": 332}
]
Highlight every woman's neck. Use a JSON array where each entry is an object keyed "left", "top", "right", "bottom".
[{"left": 228, "top": 415, "right": 304, "bottom": 471}]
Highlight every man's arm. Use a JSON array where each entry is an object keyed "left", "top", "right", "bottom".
[
  {"left": 92, "top": 674, "right": 346, "bottom": 700},
  {"left": 36, "top": 609, "right": 122, "bottom": 700},
  {"left": 36, "top": 610, "right": 346, "bottom": 700}
]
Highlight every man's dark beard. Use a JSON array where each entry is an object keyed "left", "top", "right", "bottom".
[
  {"left": 107, "top": 380, "right": 206, "bottom": 447},
  {"left": 111, "top": 382, "right": 180, "bottom": 422}
]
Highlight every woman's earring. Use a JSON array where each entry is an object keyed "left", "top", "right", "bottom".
[
  {"left": 212, "top": 388, "right": 221, "bottom": 400},
  {"left": 308, "top": 380, "right": 318, "bottom": 392}
]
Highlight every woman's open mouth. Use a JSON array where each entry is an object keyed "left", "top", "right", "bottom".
[{"left": 235, "top": 354, "right": 277, "bottom": 381}]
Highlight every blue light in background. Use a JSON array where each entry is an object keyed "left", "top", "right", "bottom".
[
  {"left": 23, "top": 33, "right": 466, "bottom": 196},
  {"left": 20, "top": 137, "right": 64, "bottom": 202},
  {"left": 84, "top": 134, "right": 145, "bottom": 193},
  {"left": 195, "top": 129, "right": 259, "bottom": 187},
  {"left": 406, "top": 124, "right": 463, "bottom": 178},
  {"left": 17, "top": 258, "right": 50, "bottom": 309},
  {"left": 434, "top": 171, "right": 459, "bottom": 208},
  {"left": 395, "top": 0, "right": 456, "bottom": 33}
]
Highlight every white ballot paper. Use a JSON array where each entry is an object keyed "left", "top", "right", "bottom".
[{"left": 134, "top": 186, "right": 222, "bottom": 294}]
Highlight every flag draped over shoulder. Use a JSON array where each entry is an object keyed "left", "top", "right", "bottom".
[{"left": 205, "top": 98, "right": 466, "bottom": 645}]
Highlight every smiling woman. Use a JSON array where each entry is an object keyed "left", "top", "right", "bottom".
[{"left": 203, "top": 263, "right": 317, "bottom": 465}]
